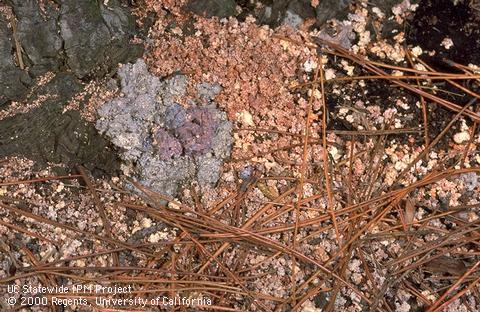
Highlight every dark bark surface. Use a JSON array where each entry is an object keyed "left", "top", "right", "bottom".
[
  {"left": 0, "top": 73, "right": 120, "bottom": 176},
  {"left": 0, "top": 0, "right": 142, "bottom": 176}
]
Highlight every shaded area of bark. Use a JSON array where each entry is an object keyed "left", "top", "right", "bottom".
[
  {"left": 0, "top": 73, "right": 120, "bottom": 176},
  {"left": 0, "top": 0, "right": 143, "bottom": 106},
  {"left": 0, "top": 0, "right": 142, "bottom": 176}
]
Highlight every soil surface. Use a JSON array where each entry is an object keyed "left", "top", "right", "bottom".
[{"left": 407, "top": 0, "right": 480, "bottom": 70}]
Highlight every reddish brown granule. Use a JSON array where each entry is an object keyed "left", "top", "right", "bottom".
[
  {"left": 64, "top": 78, "right": 119, "bottom": 122},
  {"left": 144, "top": 10, "right": 321, "bottom": 175},
  {"left": 0, "top": 3, "right": 14, "bottom": 21},
  {"left": 146, "top": 15, "right": 314, "bottom": 121},
  {"left": 133, "top": 0, "right": 189, "bottom": 31},
  {"left": 142, "top": 0, "right": 187, "bottom": 16},
  {"left": 0, "top": 72, "right": 56, "bottom": 120}
]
